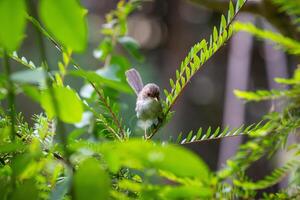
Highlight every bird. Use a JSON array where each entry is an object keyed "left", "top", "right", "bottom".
[{"left": 125, "top": 68, "right": 162, "bottom": 138}]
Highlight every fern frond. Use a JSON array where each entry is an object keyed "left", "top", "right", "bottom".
[
  {"left": 271, "top": 0, "right": 300, "bottom": 31},
  {"left": 32, "top": 114, "right": 55, "bottom": 149},
  {"left": 234, "top": 87, "right": 300, "bottom": 102},
  {"left": 176, "top": 123, "right": 260, "bottom": 145},
  {"left": 9, "top": 51, "right": 37, "bottom": 69},
  {"left": 234, "top": 159, "right": 300, "bottom": 190},
  {"left": 217, "top": 106, "right": 300, "bottom": 180},
  {"left": 234, "top": 89, "right": 287, "bottom": 101},
  {"left": 164, "top": 0, "right": 247, "bottom": 114},
  {"left": 234, "top": 22, "right": 300, "bottom": 55},
  {"left": 147, "top": 0, "right": 248, "bottom": 140}
]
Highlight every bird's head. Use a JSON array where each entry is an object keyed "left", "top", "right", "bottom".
[{"left": 139, "top": 83, "right": 160, "bottom": 101}]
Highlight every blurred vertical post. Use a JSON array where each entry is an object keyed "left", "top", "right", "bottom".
[
  {"left": 218, "top": 14, "right": 255, "bottom": 169},
  {"left": 263, "top": 20, "right": 289, "bottom": 188}
]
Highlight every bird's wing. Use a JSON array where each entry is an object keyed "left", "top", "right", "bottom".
[{"left": 125, "top": 68, "right": 144, "bottom": 95}]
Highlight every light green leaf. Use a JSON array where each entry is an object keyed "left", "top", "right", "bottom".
[
  {"left": 39, "top": 0, "right": 88, "bottom": 52},
  {"left": 236, "top": 0, "right": 244, "bottom": 13},
  {"left": 220, "top": 15, "right": 227, "bottom": 34},
  {"left": 0, "top": 0, "right": 27, "bottom": 51},
  {"left": 41, "top": 86, "right": 83, "bottom": 123},
  {"left": 162, "top": 185, "right": 212, "bottom": 199},
  {"left": 169, "top": 79, "right": 175, "bottom": 88},
  {"left": 0, "top": 143, "right": 25, "bottom": 154},
  {"left": 228, "top": 1, "right": 234, "bottom": 22},
  {"left": 213, "top": 26, "right": 219, "bottom": 42},
  {"left": 74, "top": 158, "right": 110, "bottom": 200}
]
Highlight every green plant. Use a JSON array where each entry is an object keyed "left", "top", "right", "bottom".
[{"left": 1, "top": 0, "right": 300, "bottom": 199}]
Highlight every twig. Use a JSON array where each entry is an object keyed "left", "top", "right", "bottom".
[
  {"left": 3, "top": 52, "right": 16, "bottom": 141},
  {"left": 91, "top": 82, "right": 126, "bottom": 139}
]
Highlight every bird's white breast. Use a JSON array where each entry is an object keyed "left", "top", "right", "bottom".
[{"left": 136, "top": 98, "right": 162, "bottom": 121}]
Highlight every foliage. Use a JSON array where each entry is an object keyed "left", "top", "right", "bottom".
[
  {"left": 234, "top": 22, "right": 300, "bottom": 55},
  {"left": 1, "top": 0, "right": 300, "bottom": 199},
  {"left": 272, "top": 0, "right": 300, "bottom": 31}
]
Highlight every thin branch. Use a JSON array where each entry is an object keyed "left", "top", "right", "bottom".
[
  {"left": 91, "top": 82, "right": 126, "bottom": 139},
  {"left": 3, "top": 52, "right": 16, "bottom": 141}
]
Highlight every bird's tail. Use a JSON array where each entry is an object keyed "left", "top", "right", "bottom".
[{"left": 125, "top": 68, "right": 144, "bottom": 95}]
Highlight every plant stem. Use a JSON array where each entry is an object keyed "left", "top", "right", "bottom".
[
  {"left": 3, "top": 52, "right": 16, "bottom": 141},
  {"left": 91, "top": 82, "right": 126, "bottom": 139},
  {"left": 27, "top": 0, "right": 47, "bottom": 62}
]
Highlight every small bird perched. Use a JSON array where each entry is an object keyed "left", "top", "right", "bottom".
[{"left": 125, "top": 68, "right": 162, "bottom": 138}]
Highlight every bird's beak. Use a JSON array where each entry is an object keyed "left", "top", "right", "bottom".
[{"left": 154, "top": 97, "right": 159, "bottom": 102}]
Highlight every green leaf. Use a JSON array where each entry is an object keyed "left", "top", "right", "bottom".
[
  {"left": 213, "top": 27, "right": 218, "bottom": 43},
  {"left": 118, "top": 36, "right": 144, "bottom": 61},
  {"left": 11, "top": 180, "right": 38, "bottom": 200},
  {"left": 0, "top": 143, "right": 25, "bottom": 154},
  {"left": 236, "top": 0, "right": 244, "bottom": 13},
  {"left": 99, "top": 140, "right": 210, "bottom": 179},
  {"left": 39, "top": 0, "right": 88, "bottom": 52},
  {"left": 228, "top": 1, "right": 234, "bottom": 22},
  {"left": 0, "top": 0, "right": 27, "bottom": 51},
  {"left": 41, "top": 86, "right": 83, "bottom": 123},
  {"left": 186, "top": 130, "right": 193, "bottom": 142},
  {"left": 22, "top": 85, "right": 41, "bottom": 103},
  {"left": 169, "top": 79, "right": 175, "bottom": 88},
  {"left": 73, "top": 158, "right": 110, "bottom": 200},
  {"left": 220, "top": 15, "right": 227, "bottom": 34},
  {"left": 163, "top": 185, "right": 212, "bottom": 199}
]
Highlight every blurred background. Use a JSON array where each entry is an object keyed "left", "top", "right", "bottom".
[{"left": 13, "top": 0, "right": 299, "bottom": 194}]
